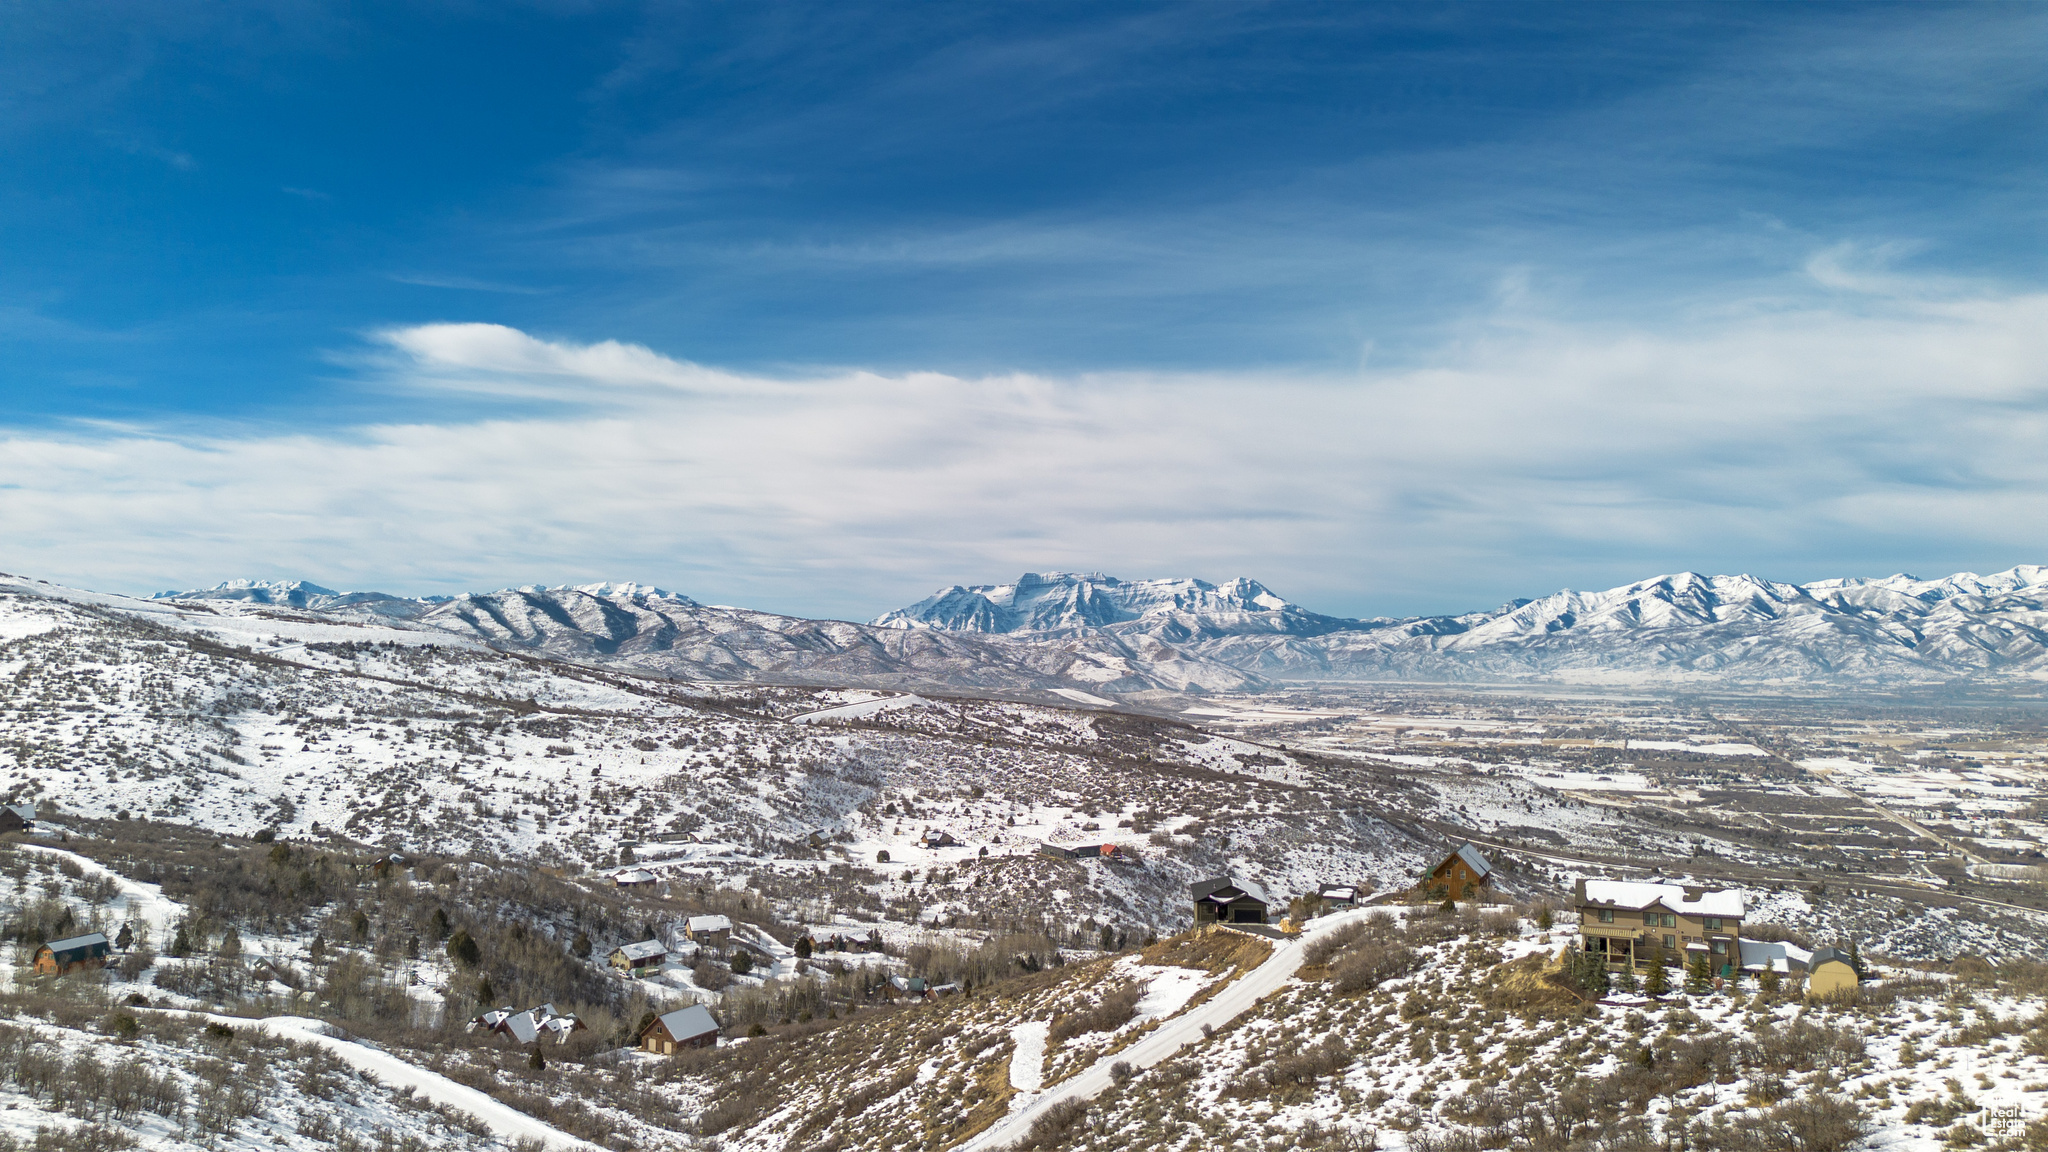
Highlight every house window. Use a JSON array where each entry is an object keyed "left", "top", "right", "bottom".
[
  {"left": 1598, "top": 909, "right": 1614, "bottom": 923},
  {"left": 1663, "top": 934, "right": 1676, "bottom": 950},
  {"left": 1704, "top": 917, "right": 1722, "bottom": 931},
  {"left": 1710, "top": 939, "right": 1727, "bottom": 954},
  {"left": 1660, "top": 914, "right": 1677, "bottom": 928},
  {"left": 1642, "top": 911, "right": 1658, "bottom": 925}
]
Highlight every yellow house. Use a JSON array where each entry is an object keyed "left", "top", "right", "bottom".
[{"left": 1805, "top": 946, "right": 1861, "bottom": 997}]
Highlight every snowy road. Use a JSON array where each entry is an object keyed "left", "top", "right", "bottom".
[
  {"left": 964, "top": 910, "right": 1374, "bottom": 1151},
  {"left": 171, "top": 1012, "right": 605, "bottom": 1151}
]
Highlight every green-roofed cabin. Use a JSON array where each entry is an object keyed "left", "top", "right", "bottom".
[{"left": 34, "top": 931, "right": 111, "bottom": 975}]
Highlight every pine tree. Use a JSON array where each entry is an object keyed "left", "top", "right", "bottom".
[
  {"left": 1759, "top": 966, "right": 1782, "bottom": 995},
  {"left": 794, "top": 936, "right": 813, "bottom": 960},
  {"left": 218, "top": 927, "right": 241, "bottom": 959},
  {"left": 115, "top": 924, "right": 134, "bottom": 951},
  {"left": 1686, "top": 952, "right": 1711, "bottom": 994},
  {"left": 1645, "top": 944, "right": 1669, "bottom": 996},
  {"left": 527, "top": 1047, "right": 546, "bottom": 1071},
  {"left": 1535, "top": 905, "right": 1554, "bottom": 931},
  {"left": 429, "top": 908, "right": 451, "bottom": 941},
  {"left": 571, "top": 931, "right": 592, "bottom": 959},
  {"left": 446, "top": 929, "right": 481, "bottom": 968},
  {"left": 170, "top": 925, "right": 192, "bottom": 958}
]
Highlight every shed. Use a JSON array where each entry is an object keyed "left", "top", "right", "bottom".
[
  {"left": 1806, "top": 947, "right": 1862, "bottom": 998},
  {"left": 34, "top": 931, "right": 111, "bottom": 975},
  {"left": 0, "top": 804, "right": 34, "bottom": 835},
  {"left": 1190, "top": 877, "right": 1268, "bottom": 926},
  {"left": 640, "top": 1005, "right": 720, "bottom": 1054},
  {"left": 1424, "top": 843, "right": 1493, "bottom": 900},
  {"left": 609, "top": 939, "right": 668, "bottom": 975},
  {"left": 918, "top": 829, "right": 960, "bottom": 849}
]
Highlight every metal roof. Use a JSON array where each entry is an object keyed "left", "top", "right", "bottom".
[
  {"left": 655, "top": 1004, "right": 719, "bottom": 1042},
  {"left": 1452, "top": 843, "right": 1493, "bottom": 878},
  {"left": 43, "top": 932, "right": 109, "bottom": 954}
]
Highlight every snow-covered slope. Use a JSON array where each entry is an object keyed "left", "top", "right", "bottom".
[
  {"left": 880, "top": 567, "right": 2048, "bottom": 685},
  {"left": 872, "top": 572, "right": 1358, "bottom": 640},
  {"left": 150, "top": 579, "right": 1262, "bottom": 696}
]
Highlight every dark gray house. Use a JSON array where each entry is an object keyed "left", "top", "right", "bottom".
[{"left": 1190, "top": 877, "right": 1268, "bottom": 925}]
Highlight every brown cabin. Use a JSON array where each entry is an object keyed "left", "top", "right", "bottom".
[
  {"left": 34, "top": 932, "right": 111, "bottom": 975},
  {"left": 640, "top": 1005, "right": 719, "bottom": 1054},
  {"left": 1423, "top": 843, "right": 1493, "bottom": 900}
]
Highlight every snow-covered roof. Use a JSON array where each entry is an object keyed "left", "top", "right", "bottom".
[
  {"left": 1738, "top": 938, "right": 1812, "bottom": 973},
  {"left": 612, "top": 868, "right": 657, "bottom": 885},
  {"left": 615, "top": 939, "right": 667, "bottom": 962},
  {"left": 1318, "top": 884, "right": 1358, "bottom": 901},
  {"left": 654, "top": 1005, "right": 719, "bottom": 1042},
  {"left": 1581, "top": 880, "right": 1745, "bottom": 919},
  {"left": 687, "top": 914, "right": 733, "bottom": 934},
  {"left": 4, "top": 804, "right": 33, "bottom": 821},
  {"left": 1452, "top": 843, "right": 1492, "bottom": 878}
]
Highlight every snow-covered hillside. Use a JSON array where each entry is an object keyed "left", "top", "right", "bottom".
[
  {"left": 0, "top": 571, "right": 1421, "bottom": 930},
  {"left": 154, "top": 578, "right": 1262, "bottom": 696},
  {"left": 879, "top": 567, "right": 2048, "bottom": 686}
]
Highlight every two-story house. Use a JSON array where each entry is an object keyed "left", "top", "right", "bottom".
[{"left": 1574, "top": 878, "right": 1745, "bottom": 977}]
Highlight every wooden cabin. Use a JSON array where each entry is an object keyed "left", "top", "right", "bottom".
[
  {"left": 34, "top": 932, "right": 111, "bottom": 975},
  {"left": 640, "top": 1005, "right": 719, "bottom": 1054},
  {"left": 1423, "top": 843, "right": 1494, "bottom": 900}
]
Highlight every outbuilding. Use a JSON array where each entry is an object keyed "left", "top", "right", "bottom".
[
  {"left": 34, "top": 932, "right": 111, "bottom": 975},
  {"left": 1805, "top": 946, "right": 1863, "bottom": 998},
  {"left": 0, "top": 804, "right": 34, "bottom": 835},
  {"left": 640, "top": 1005, "right": 720, "bottom": 1054}
]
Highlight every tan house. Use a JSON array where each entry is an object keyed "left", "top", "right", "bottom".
[
  {"left": 1805, "top": 947, "right": 1861, "bottom": 997},
  {"left": 1575, "top": 879, "right": 1744, "bottom": 977}
]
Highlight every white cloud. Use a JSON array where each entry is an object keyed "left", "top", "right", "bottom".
[{"left": 3, "top": 281, "right": 2047, "bottom": 619}]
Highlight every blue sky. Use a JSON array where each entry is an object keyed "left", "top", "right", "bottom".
[{"left": 3, "top": 3, "right": 2047, "bottom": 619}]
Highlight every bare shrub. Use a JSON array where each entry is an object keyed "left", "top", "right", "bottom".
[
  {"left": 1017, "top": 1098, "right": 1089, "bottom": 1150},
  {"left": 1049, "top": 981, "right": 1141, "bottom": 1045},
  {"left": 1332, "top": 944, "right": 1422, "bottom": 994}
]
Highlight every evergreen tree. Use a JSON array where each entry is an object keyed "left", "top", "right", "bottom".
[
  {"left": 1845, "top": 940, "right": 1862, "bottom": 974},
  {"left": 1645, "top": 944, "right": 1669, "bottom": 996},
  {"left": 794, "top": 936, "right": 813, "bottom": 960},
  {"left": 477, "top": 976, "right": 495, "bottom": 1006},
  {"left": 730, "top": 949, "right": 755, "bottom": 975},
  {"left": 1686, "top": 952, "right": 1711, "bottom": 994},
  {"left": 1759, "top": 966, "right": 1782, "bottom": 995},
  {"left": 115, "top": 924, "right": 134, "bottom": 951},
  {"left": 446, "top": 929, "right": 481, "bottom": 968},
  {"left": 1535, "top": 905, "right": 1554, "bottom": 931},
  {"left": 429, "top": 908, "right": 451, "bottom": 941},
  {"left": 170, "top": 925, "right": 192, "bottom": 958},
  {"left": 1612, "top": 964, "right": 1638, "bottom": 995},
  {"left": 527, "top": 1047, "right": 546, "bottom": 1071},
  {"left": 218, "top": 927, "right": 241, "bottom": 959},
  {"left": 571, "top": 931, "right": 592, "bottom": 959}
]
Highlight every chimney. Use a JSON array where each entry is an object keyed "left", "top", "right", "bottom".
[{"left": 1682, "top": 885, "right": 1704, "bottom": 901}]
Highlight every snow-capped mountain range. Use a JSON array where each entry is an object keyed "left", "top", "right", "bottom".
[{"left": 148, "top": 565, "right": 2048, "bottom": 688}]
